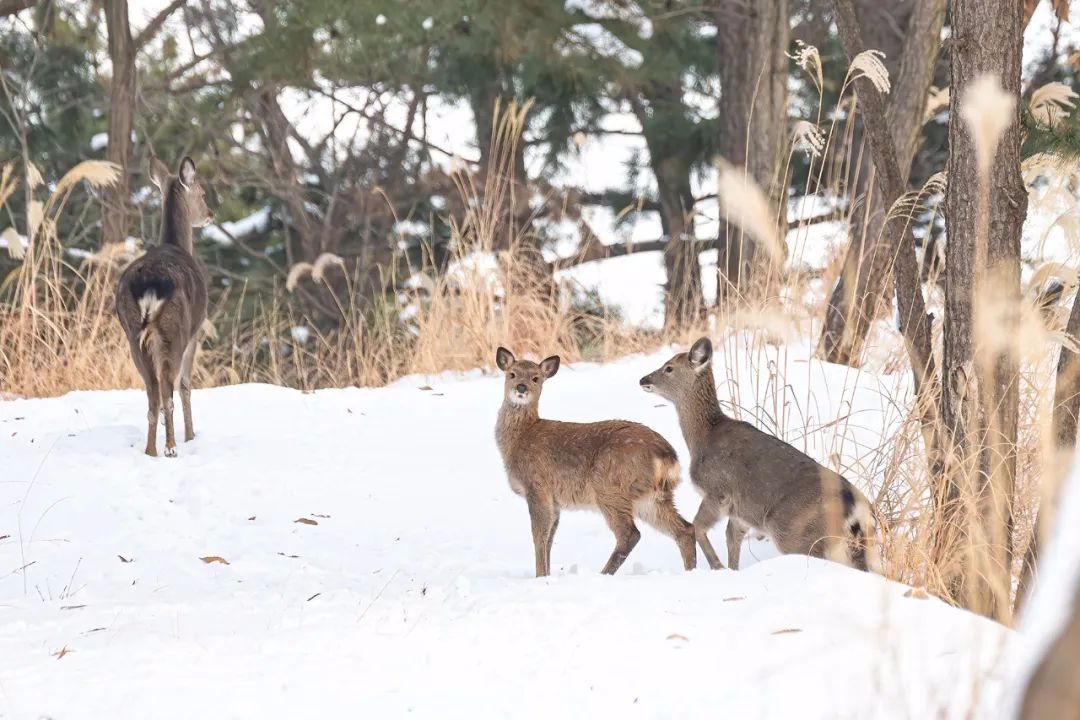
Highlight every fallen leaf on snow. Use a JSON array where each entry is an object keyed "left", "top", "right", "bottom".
[
  {"left": 294, "top": 517, "right": 318, "bottom": 525},
  {"left": 199, "top": 556, "right": 230, "bottom": 565},
  {"left": 418, "top": 385, "right": 434, "bottom": 391},
  {"left": 60, "top": 604, "right": 86, "bottom": 611},
  {"left": 277, "top": 552, "right": 300, "bottom": 559},
  {"left": 307, "top": 592, "right": 321, "bottom": 602},
  {"left": 666, "top": 633, "right": 689, "bottom": 642},
  {"left": 311, "top": 513, "right": 330, "bottom": 518},
  {"left": 722, "top": 596, "right": 745, "bottom": 602},
  {"left": 52, "top": 646, "right": 72, "bottom": 659},
  {"left": 117, "top": 554, "right": 132, "bottom": 563},
  {"left": 904, "top": 587, "right": 929, "bottom": 599},
  {"left": 771, "top": 628, "right": 802, "bottom": 635}
]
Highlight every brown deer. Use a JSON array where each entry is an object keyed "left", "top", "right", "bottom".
[
  {"left": 639, "top": 337, "right": 881, "bottom": 572},
  {"left": 494, "top": 347, "right": 697, "bottom": 577},
  {"left": 116, "top": 156, "right": 213, "bottom": 457}
]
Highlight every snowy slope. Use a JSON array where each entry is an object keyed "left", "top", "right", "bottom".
[{"left": 1, "top": 349, "right": 1011, "bottom": 719}]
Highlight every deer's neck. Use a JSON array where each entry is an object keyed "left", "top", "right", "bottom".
[
  {"left": 496, "top": 402, "right": 539, "bottom": 459},
  {"left": 161, "top": 181, "right": 193, "bottom": 254},
  {"left": 675, "top": 373, "right": 727, "bottom": 454}
]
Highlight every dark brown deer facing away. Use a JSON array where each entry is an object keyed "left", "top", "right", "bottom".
[
  {"left": 494, "top": 347, "right": 697, "bottom": 577},
  {"left": 116, "top": 156, "right": 212, "bottom": 457},
  {"left": 640, "top": 337, "right": 881, "bottom": 572}
]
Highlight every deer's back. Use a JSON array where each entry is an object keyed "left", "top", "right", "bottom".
[
  {"left": 117, "top": 245, "right": 208, "bottom": 340},
  {"left": 504, "top": 419, "right": 677, "bottom": 507},
  {"left": 694, "top": 419, "right": 854, "bottom": 531}
]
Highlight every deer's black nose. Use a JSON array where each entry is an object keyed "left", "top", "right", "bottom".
[
  {"left": 639, "top": 376, "right": 650, "bottom": 386},
  {"left": 515, "top": 383, "right": 527, "bottom": 393}
]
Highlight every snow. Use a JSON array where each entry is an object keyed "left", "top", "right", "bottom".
[
  {"left": 201, "top": 206, "right": 272, "bottom": 247},
  {"left": 1, "top": 347, "right": 1011, "bottom": 718},
  {"left": 89, "top": 132, "right": 109, "bottom": 151}
]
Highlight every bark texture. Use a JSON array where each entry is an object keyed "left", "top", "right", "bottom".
[
  {"left": 102, "top": 0, "right": 136, "bottom": 249},
  {"left": 940, "top": 0, "right": 1027, "bottom": 622},
  {"left": 715, "top": 0, "right": 789, "bottom": 301},
  {"left": 820, "top": 0, "right": 947, "bottom": 364},
  {"left": 830, "top": 0, "right": 940, "bottom": 454}
]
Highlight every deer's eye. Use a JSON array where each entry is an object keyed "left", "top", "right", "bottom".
[
  {"left": 509, "top": 372, "right": 516, "bottom": 379},
  {"left": 665, "top": 366, "right": 673, "bottom": 373},
  {"left": 532, "top": 376, "right": 539, "bottom": 383}
]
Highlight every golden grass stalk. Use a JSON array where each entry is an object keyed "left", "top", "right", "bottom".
[{"left": 715, "top": 158, "right": 783, "bottom": 262}]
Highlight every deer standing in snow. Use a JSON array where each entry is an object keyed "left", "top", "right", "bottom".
[
  {"left": 116, "top": 156, "right": 213, "bottom": 457},
  {"left": 639, "top": 337, "right": 881, "bottom": 572},
  {"left": 494, "top": 347, "right": 697, "bottom": 576}
]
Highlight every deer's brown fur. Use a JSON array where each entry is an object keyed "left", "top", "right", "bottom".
[
  {"left": 116, "top": 156, "right": 213, "bottom": 457},
  {"left": 640, "top": 337, "right": 881, "bottom": 572},
  {"left": 494, "top": 347, "right": 696, "bottom": 576}
]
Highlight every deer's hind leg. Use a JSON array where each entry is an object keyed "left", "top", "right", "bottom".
[
  {"left": 128, "top": 339, "right": 160, "bottom": 457},
  {"left": 158, "top": 347, "right": 182, "bottom": 458},
  {"left": 725, "top": 518, "right": 749, "bottom": 570},
  {"left": 179, "top": 337, "right": 197, "bottom": 442},
  {"left": 637, "top": 490, "right": 697, "bottom": 570},
  {"left": 598, "top": 500, "right": 640, "bottom": 575}
]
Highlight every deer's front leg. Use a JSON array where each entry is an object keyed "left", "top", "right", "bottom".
[{"left": 526, "top": 490, "right": 555, "bottom": 578}]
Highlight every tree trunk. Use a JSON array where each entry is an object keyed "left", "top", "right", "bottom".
[
  {"left": 820, "top": 0, "right": 947, "bottom": 364},
  {"left": 940, "top": 0, "right": 1026, "bottom": 623},
  {"left": 1020, "top": 581, "right": 1080, "bottom": 719},
  {"left": 653, "top": 154, "right": 703, "bottom": 328},
  {"left": 102, "top": 0, "right": 135, "bottom": 248},
  {"left": 830, "top": 0, "right": 940, "bottom": 462},
  {"left": 715, "top": 0, "right": 789, "bottom": 302}
]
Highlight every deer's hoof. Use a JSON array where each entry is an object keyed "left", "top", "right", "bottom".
[
  {"left": 145, "top": 448, "right": 157, "bottom": 458},
  {"left": 164, "top": 446, "right": 178, "bottom": 458}
]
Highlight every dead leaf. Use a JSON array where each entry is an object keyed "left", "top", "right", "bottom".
[
  {"left": 666, "top": 633, "right": 689, "bottom": 642},
  {"left": 199, "top": 556, "right": 230, "bottom": 565},
  {"left": 294, "top": 517, "right": 318, "bottom": 525},
  {"left": 0, "top": 534, "right": 9, "bottom": 541},
  {"left": 117, "top": 554, "right": 132, "bottom": 563},
  {"left": 306, "top": 592, "right": 321, "bottom": 602},
  {"left": 311, "top": 513, "right": 330, "bottom": 518},
  {"left": 418, "top": 385, "right": 434, "bottom": 391},
  {"left": 60, "top": 604, "right": 86, "bottom": 611},
  {"left": 82, "top": 627, "right": 106, "bottom": 635},
  {"left": 52, "top": 646, "right": 72, "bottom": 659},
  {"left": 904, "top": 587, "right": 929, "bottom": 599},
  {"left": 247, "top": 516, "right": 256, "bottom": 521},
  {"left": 722, "top": 596, "right": 745, "bottom": 602},
  {"left": 1066, "top": 51, "right": 1080, "bottom": 69},
  {"left": 771, "top": 628, "right": 802, "bottom": 635},
  {"left": 277, "top": 552, "right": 300, "bottom": 559}
]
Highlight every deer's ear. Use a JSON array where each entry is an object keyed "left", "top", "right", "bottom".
[
  {"left": 689, "top": 337, "right": 712, "bottom": 372},
  {"left": 496, "top": 347, "right": 515, "bottom": 371},
  {"left": 149, "top": 156, "right": 171, "bottom": 190},
  {"left": 178, "top": 156, "right": 197, "bottom": 188},
  {"left": 540, "top": 355, "right": 560, "bottom": 379}
]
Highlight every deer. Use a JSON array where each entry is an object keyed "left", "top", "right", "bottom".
[
  {"left": 494, "top": 347, "right": 697, "bottom": 577},
  {"left": 116, "top": 156, "right": 213, "bottom": 458},
  {"left": 639, "top": 337, "right": 881, "bottom": 573}
]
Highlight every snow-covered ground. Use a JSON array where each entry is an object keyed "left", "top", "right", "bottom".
[{"left": 1, "top": 346, "right": 1013, "bottom": 718}]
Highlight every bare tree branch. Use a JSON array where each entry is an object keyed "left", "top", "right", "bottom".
[{"left": 134, "top": 0, "right": 187, "bottom": 50}]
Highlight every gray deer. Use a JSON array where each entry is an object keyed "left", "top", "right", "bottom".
[
  {"left": 116, "top": 156, "right": 213, "bottom": 457},
  {"left": 494, "top": 347, "right": 697, "bottom": 576},
  {"left": 639, "top": 337, "right": 881, "bottom": 572}
]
